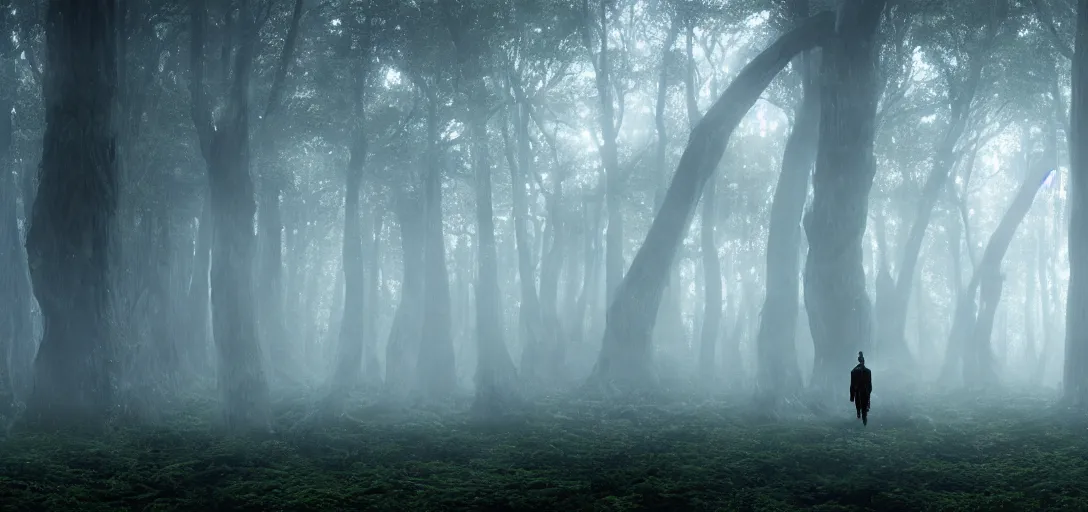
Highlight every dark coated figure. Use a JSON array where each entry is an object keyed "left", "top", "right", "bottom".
[{"left": 849, "top": 351, "right": 872, "bottom": 425}]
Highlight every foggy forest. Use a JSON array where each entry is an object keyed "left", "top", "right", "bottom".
[{"left": 1, "top": 0, "right": 1087, "bottom": 509}]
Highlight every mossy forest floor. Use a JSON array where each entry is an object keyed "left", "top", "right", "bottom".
[{"left": 1, "top": 389, "right": 1086, "bottom": 511}]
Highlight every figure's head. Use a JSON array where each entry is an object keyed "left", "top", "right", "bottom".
[{"left": 857, "top": 351, "right": 865, "bottom": 364}]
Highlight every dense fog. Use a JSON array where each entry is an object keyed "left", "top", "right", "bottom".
[{"left": 1, "top": 0, "right": 1087, "bottom": 508}]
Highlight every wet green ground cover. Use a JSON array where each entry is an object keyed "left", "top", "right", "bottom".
[{"left": 0, "top": 391, "right": 1085, "bottom": 511}]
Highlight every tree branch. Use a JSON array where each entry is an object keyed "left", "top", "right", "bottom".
[
  {"left": 261, "top": 0, "right": 305, "bottom": 123},
  {"left": 1029, "top": 0, "right": 1074, "bottom": 60}
]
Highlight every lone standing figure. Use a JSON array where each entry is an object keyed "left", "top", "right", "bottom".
[{"left": 850, "top": 351, "right": 872, "bottom": 425}]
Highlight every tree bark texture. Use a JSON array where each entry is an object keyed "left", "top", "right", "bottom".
[
  {"left": 1063, "top": 0, "right": 1088, "bottom": 406},
  {"left": 802, "top": 0, "right": 886, "bottom": 397},
  {"left": 24, "top": 0, "right": 119, "bottom": 428}
]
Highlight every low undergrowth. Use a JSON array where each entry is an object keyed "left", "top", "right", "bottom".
[{"left": 0, "top": 391, "right": 1085, "bottom": 511}]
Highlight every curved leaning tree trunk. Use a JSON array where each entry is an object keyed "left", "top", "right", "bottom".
[
  {"left": 874, "top": 11, "right": 1000, "bottom": 374},
  {"left": 23, "top": 0, "right": 118, "bottom": 429},
  {"left": 1063, "top": 0, "right": 1088, "bottom": 407},
  {"left": 585, "top": 12, "right": 835, "bottom": 392},
  {"left": 940, "top": 163, "right": 1055, "bottom": 387}
]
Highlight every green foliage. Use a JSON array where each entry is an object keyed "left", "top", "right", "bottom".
[{"left": 1, "top": 393, "right": 1085, "bottom": 511}]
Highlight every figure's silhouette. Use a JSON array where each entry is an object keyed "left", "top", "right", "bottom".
[{"left": 850, "top": 351, "right": 872, "bottom": 425}]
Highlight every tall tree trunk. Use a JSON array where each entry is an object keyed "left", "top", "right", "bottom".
[
  {"left": 561, "top": 222, "right": 584, "bottom": 343},
  {"left": 755, "top": 41, "right": 819, "bottom": 398},
  {"left": 721, "top": 277, "right": 747, "bottom": 387},
  {"left": 0, "top": 5, "right": 27, "bottom": 410},
  {"left": 653, "top": 16, "right": 680, "bottom": 213},
  {"left": 189, "top": 0, "right": 270, "bottom": 430},
  {"left": 415, "top": 97, "right": 457, "bottom": 398},
  {"left": 150, "top": 209, "right": 180, "bottom": 395},
  {"left": 966, "top": 267, "right": 1003, "bottom": 387},
  {"left": 363, "top": 208, "right": 384, "bottom": 387},
  {"left": 693, "top": 252, "right": 705, "bottom": 351},
  {"left": 587, "top": 12, "right": 834, "bottom": 391},
  {"left": 503, "top": 104, "right": 551, "bottom": 384},
  {"left": 258, "top": 183, "right": 286, "bottom": 371},
  {"left": 301, "top": 244, "right": 325, "bottom": 369},
  {"left": 530, "top": 120, "right": 570, "bottom": 378},
  {"left": 699, "top": 179, "right": 722, "bottom": 382},
  {"left": 385, "top": 194, "right": 425, "bottom": 397},
  {"left": 538, "top": 194, "right": 567, "bottom": 379},
  {"left": 946, "top": 199, "right": 964, "bottom": 300},
  {"left": 1053, "top": 70, "right": 1071, "bottom": 244},
  {"left": 1033, "top": 76, "right": 1061, "bottom": 385},
  {"left": 452, "top": 233, "right": 473, "bottom": 370},
  {"left": 256, "top": 0, "right": 303, "bottom": 378},
  {"left": 327, "top": 20, "right": 371, "bottom": 404},
  {"left": 24, "top": 0, "right": 119, "bottom": 428},
  {"left": 187, "top": 199, "right": 212, "bottom": 375},
  {"left": 325, "top": 237, "right": 344, "bottom": 365},
  {"left": 581, "top": 0, "right": 625, "bottom": 305},
  {"left": 328, "top": 141, "right": 367, "bottom": 403},
  {"left": 913, "top": 264, "right": 928, "bottom": 361},
  {"left": 941, "top": 163, "right": 1054, "bottom": 386},
  {"left": 803, "top": 0, "right": 886, "bottom": 398},
  {"left": 470, "top": 114, "right": 518, "bottom": 410},
  {"left": 284, "top": 195, "right": 309, "bottom": 354},
  {"left": 9, "top": 163, "right": 35, "bottom": 400},
  {"left": 207, "top": 41, "right": 269, "bottom": 429},
  {"left": 0, "top": 83, "right": 25, "bottom": 414},
  {"left": 1024, "top": 236, "right": 1037, "bottom": 370},
  {"left": 1034, "top": 233, "right": 1053, "bottom": 384},
  {"left": 574, "top": 198, "right": 603, "bottom": 347},
  {"left": 677, "top": 20, "right": 724, "bottom": 383},
  {"left": 1064, "top": 0, "right": 1088, "bottom": 407},
  {"left": 875, "top": 34, "right": 994, "bottom": 371},
  {"left": 653, "top": 17, "right": 685, "bottom": 357}
]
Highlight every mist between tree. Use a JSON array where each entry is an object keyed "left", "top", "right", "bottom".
[{"left": 0, "top": 0, "right": 1087, "bottom": 509}]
